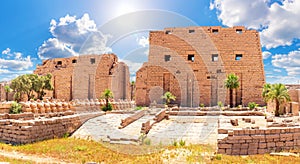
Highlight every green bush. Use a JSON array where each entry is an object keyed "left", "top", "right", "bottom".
[
  {"left": 215, "top": 154, "right": 222, "bottom": 160},
  {"left": 217, "top": 101, "right": 223, "bottom": 107},
  {"left": 248, "top": 102, "right": 258, "bottom": 110},
  {"left": 9, "top": 101, "right": 22, "bottom": 114},
  {"left": 102, "top": 103, "right": 113, "bottom": 112},
  {"left": 179, "top": 139, "right": 186, "bottom": 146},
  {"left": 135, "top": 106, "right": 143, "bottom": 110},
  {"left": 199, "top": 103, "right": 205, "bottom": 108},
  {"left": 63, "top": 133, "right": 70, "bottom": 138},
  {"left": 172, "top": 140, "right": 178, "bottom": 147},
  {"left": 143, "top": 138, "right": 151, "bottom": 145}
]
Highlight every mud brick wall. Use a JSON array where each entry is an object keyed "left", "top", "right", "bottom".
[
  {"left": 34, "top": 54, "right": 130, "bottom": 101},
  {"left": 0, "top": 112, "right": 103, "bottom": 145},
  {"left": 218, "top": 127, "right": 300, "bottom": 155},
  {"left": 136, "top": 26, "right": 265, "bottom": 107}
]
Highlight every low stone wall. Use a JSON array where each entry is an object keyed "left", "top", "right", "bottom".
[
  {"left": 0, "top": 102, "right": 12, "bottom": 114},
  {"left": 119, "top": 110, "right": 146, "bottom": 129},
  {"left": 0, "top": 113, "right": 35, "bottom": 120},
  {"left": 141, "top": 109, "right": 168, "bottom": 134},
  {"left": 218, "top": 127, "right": 300, "bottom": 155},
  {"left": 71, "top": 99, "right": 135, "bottom": 112},
  {"left": 169, "top": 111, "right": 264, "bottom": 116},
  {"left": 0, "top": 112, "right": 104, "bottom": 145},
  {"left": 141, "top": 120, "right": 151, "bottom": 134},
  {"left": 154, "top": 109, "right": 168, "bottom": 122}
]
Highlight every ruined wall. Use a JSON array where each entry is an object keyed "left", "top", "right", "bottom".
[
  {"left": 218, "top": 127, "right": 300, "bottom": 155},
  {"left": 136, "top": 65, "right": 181, "bottom": 106},
  {"left": 0, "top": 82, "right": 14, "bottom": 101},
  {"left": 267, "top": 86, "right": 300, "bottom": 116},
  {"left": 136, "top": 26, "right": 265, "bottom": 107},
  {"left": 0, "top": 112, "right": 103, "bottom": 145},
  {"left": 34, "top": 57, "right": 76, "bottom": 100},
  {"left": 34, "top": 54, "right": 130, "bottom": 101}
]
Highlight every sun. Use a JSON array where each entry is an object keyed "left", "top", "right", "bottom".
[{"left": 113, "top": 3, "right": 140, "bottom": 18}]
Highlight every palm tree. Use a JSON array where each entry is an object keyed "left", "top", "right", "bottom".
[
  {"left": 101, "top": 89, "right": 113, "bottom": 110},
  {"left": 224, "top": 73, "right": 240, "bottom": 108},
  {"left": 263, "top": 83, "right": 290, "bottom": 117},
  {"left": 262, "top": 83, "right": 271, "bottom": 102},
  {"left": 161, "top": 91, "right": 176, "bottom": 106},
  {"left": 4, "top": 85, "right": 12, "bottom": 101},
  {"left": 130, "top": 81, "right": 135, "bottom": 101}
]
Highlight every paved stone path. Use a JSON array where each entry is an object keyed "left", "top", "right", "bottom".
[
  {"left": 72, "top": 114, "right": 220, "bottom": 146},
  {"left": 72, "top": 113, "right": 155, "bottom": 144},
  {"left": 147, "top": 116, "right": 219, "bottom": 146}
]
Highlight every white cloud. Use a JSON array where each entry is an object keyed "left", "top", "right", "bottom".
[
  {"left": 39, "top": 13, "right": 111, "bottom": 59},
  {"left": 0, "top": 69, "right": 10, "bottom": 73},
  {"left": 262, "top": 51, "right": 271, "bottom": 59},
  {"left": 2, "top": 48, "right": 11, "bottom": 55},
  {"left": 273, "top": 69, "right": 282, "bottom": 73},
  {"left": 272, "top": 49, "right": 300, "bottom": 76},
  {"left": 0, "top": 55, "right": 33, "bottom": 71},
  {"left": 137, "top": 36, "right": 149, "bottom": 47},
  {"left": 14, "top": 52, "right": 22, "bottom": 59},
  {"left": 211, "top": 0, "right": 300, "bottom": 49},
  {"left": 120, "top": 59, "right": 143, "bottom": 77},
  {"left": 38, "top": 38, "right": 77, "bottom": 59},
  {"left": 267, "top": 75, "right": 299, "bottom": 84},
  {"left": 79, "top": 31, "right": 113, "bottom": 54},
  {"left": 211, "top": 0, "right": 269, "bottom": 29}
]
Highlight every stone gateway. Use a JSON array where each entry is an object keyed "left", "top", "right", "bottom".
[{"left": 136, "top": 26, "right": 265, "bottom": 107}]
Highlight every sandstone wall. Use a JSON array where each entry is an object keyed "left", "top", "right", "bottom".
[
  {"left": 218, "top": 127, "right": 300, "bottom": 155},
  {"left": 34, "top": 54, "right": 130, "bottom": 101},
  {"left": 0, "top": 82, "right": 14, "bottom": 101},
  {"left": 136, "top": 26, "right": 265, "bottom": 107},
  {"left": 0, "top": 112, "right": 103, "bottom": 145}
]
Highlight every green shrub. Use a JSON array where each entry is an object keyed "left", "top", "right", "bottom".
[
  {"left": 199, "top": 103, "right": 205, "bottom": 108},
  {"left": 135, "top": 106, "right": 143, "bottom": 110},
  {"left": 172, "top": 140, "right": 178, "bottom": 147},
  {"left": 143, "top": 138, "right": 151, "bottom": 145},
  {"left": 63, "top": 133, "right": 70, "bottom": 138},
  {"left": 248, "top": 102, "right": 258, "bottom": 110},
  {"left": 9, "top": 101, "right": 22, "bottom": 114},
  {"left": 74, "top": 146, "right": 87, "bottom": 151},
  {"left": 215, "top": 154, "right": 222, "bottom": 160},
  {"left": 179, "top": 139, "right": 186, "bottom": 146},
  {"left": 217, "top": 101, "right": 223, "bottom": 107},
  {"left": 102, "top": 103, "right": 113, "bottom": 112}
]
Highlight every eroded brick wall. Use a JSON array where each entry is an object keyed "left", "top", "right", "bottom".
[
  {"left": 218, "top": 128, "right": 300, "bottom": 155},
  {"left": 34, "top": 54, "right": 130, "bottom": 101},
  {"left": 0, "top": 112, "right": 103, "bottom": 145}
]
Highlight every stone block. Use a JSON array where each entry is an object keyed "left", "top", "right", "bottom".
[
  {"left": 259, "top": 143, "right": 267, "bottom": 149},
  {"left": 225, "top": 148, "right": 232, "bottom": 155},
  {"left": 249, "top": 143, "right": 258, "bottom": 149},
  {"left": 285, "top": 141, "right": 294, "bottom": 147},
  {"left": 218, "top": 129, "right": 228, "bottom": 134},
  {"left": 218, "top": 144, "right": 232, "bottom": 149},
  {"left": 267, "top": 142, "right": 275, "bottom": 148},
  {"left": 258, "top": 148, "right": 268, "bottom": 154},
  {"left": 248, "top": 149, "right": 258, "bottom": 155},
  {"left": 217, "top": 148, "right": 226, "bottom": 154}
]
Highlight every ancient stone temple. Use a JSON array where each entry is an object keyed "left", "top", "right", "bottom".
[
  {"left": 34, "top": 54, "right": 130, "bottom": 101},
  {"left": 136, "top": 26, "right": 265, "bottom": 107}
]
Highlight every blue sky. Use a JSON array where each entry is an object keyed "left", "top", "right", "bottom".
[{"left": 0, "top": 0, "right": 299, "bottom": 84}]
